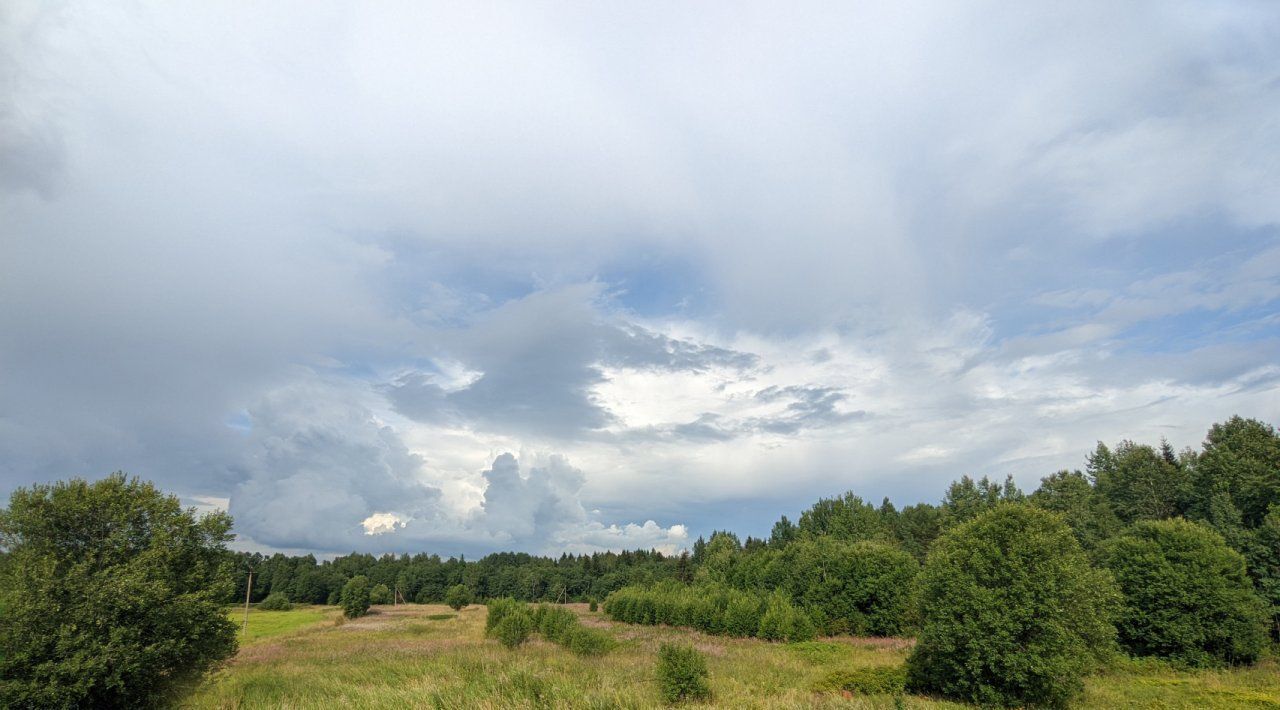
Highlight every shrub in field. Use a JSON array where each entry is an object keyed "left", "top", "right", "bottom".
[
  {"left": 906, "top": 504, "right": 1119, "bottom": 708},
  {"left": 536, "top": 604, "right": 578, "bottom": 643},
  {"left": 757, "top": 592, "right": 817, "bottom": 642},
  {"left": 445, "top": 583, "right": 472, "bottom": 611},
  {"left": 258, "top": 592, "right": 293, "bottom": 611},
  {"left": 486, "top": 597, "right": 526, "bottom": 634},
  {"left": 341, "top": 576, "right": 372, "bottom": 619},
  {"left": 589, "top": 598, "right": 598, "bottom": 612},
  {"left": 564, "top": 626, "right": 616, "bottom": 656},
  {"left": 0, "top": 473, "right": 238, "bottom": 709},
  {"left": 369, "top": 583, "right": 392, "bottom": 605},
  {"left": 605, "top": 583, "right": 811, "bottom": 641},
  {"left": 657, "top": 643, "right": 711, "bottom": 704},
  {"left": 493, "top": 609, "right": 534, "bottom": 649},
  {"left": 816, "top": 665, "right": 907, "bottom": 695},
  {"left": 722, "top": 592, "right": 764, "bottom": 636},
  {"left": 1103, "top": 518, "right": 1268, "bottom": 666}
]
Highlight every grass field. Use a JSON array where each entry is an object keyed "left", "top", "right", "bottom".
[{"left": 187, "top": 604, "right": 1280, "bottom": 709}]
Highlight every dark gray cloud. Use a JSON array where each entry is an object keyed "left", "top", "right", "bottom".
[{"left": 384, "top": 285, "right": 759, "bottom": 439}]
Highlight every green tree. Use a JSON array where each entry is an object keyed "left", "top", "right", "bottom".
[
  {"left": 1103, "top": 518, "right": 1268, "bottom": 666},
  {"left": 1190, "top": 417, "right": 1280, "bottom": 527},
  {"left": 796, "top": 492, "right": 890, "bottom": 542},
  {"left": 0, "top": 473, "right": 238, "bottom": 709},
  {"left": 258, "top": 592, "right": 292, "bottom": 611},
  {"left": 369, "top": 583, "right": 392, "bottom": 605},
  {"left": 1089, "top": 441, "right": 1190, "bottom": 523},
  {"left": 906, "top": 504, "right": 1118, "bottom": 708},
  {"left": 1029, "top": 470, "right": 1121, "bottom": 554},
  {"left": 769, "top": 538, "right": 918, "bottom": 635},
  {"left": 940, "top": 475, "right": 1023, "bottom": 527},
  {"left": 341, "top": 576, "right": 372, "bottom": 618},
  {"left": 1246, "top": 505, "right": 1280, "bottom": 638},
  {"left": 445, "top": 583, "right": 472, "bottom": 611},
  {"left": 657, "top": 643, "right": 711, "bottom": 703}
]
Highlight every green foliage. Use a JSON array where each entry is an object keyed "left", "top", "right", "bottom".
[
  {"left": 797, "top": 492, "right": 890, "bottom": 542},
  {"left": 906, "top": 504, "right": 1119, "bottom": 708},
  {"left": 656, "top": 643, "right": 711, "bottom": 704},
  {"left": 1103, "top": 518, "right": 1268, "bottom": 666},
  {"left": 589, "top": 598, "right": 598, "bottom": 612},
  {"left": 369, "top": 583, "right": 392, "bottom": 605},
  {"left": 563, "top": 626, "right": 616, "bottom": 656},
  {"left": 445, "top": 583, "right": 472, "bottom": 611},
  {"left": 492, "top": 609, "right": 534, "bottom": 649},
  {"left": 940, "top": 474, "right": 1024, "bottom": 526},
  {"left": 487, "top": 598, "right": 616, "bottom": 656},
  {"left": 0, "top": 473, "right": 238, "bottom": 709},
  {"left": 1190, "top": 416, "right": 1280, "bottom": 527},
  {"left": 604, "top": 582, "right": 810, "bottom": 641},
  {"left": 534, "top": 604, "right": 578, "bottom": 643},
  {"left": 1247, "top": 504, "right": 1280, "bottom": 636},
  {"left": 1030, "top": 469, "right": 1122, "bottom": 554},
  {"left": 757, "top": 592, "right": 817, "bottom": 642},
  {"left": 485, "top": 597, "right": 525, "bottom": 634},
  {"left": 1090, "top": 441, "right": 1190, "bottom": 524},
  {"left": 815, "top": 665, "right": 907, "bottom": 695},
  {"left": 340, "top": 576, "right": 371, "bottom": 619},
  {"left": 769, "top": 538, "right": 918, "bottom": 636},
  {"left": 258, "top": 592, "right": 293, "bottom": 611}
]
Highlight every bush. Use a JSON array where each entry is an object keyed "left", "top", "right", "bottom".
[
  {"left": 536, "top": 604, "right": 578, "bottom": 643},
  {"left": 445, "top": 584, "right": 472, "bottom": 611},
  {"left": 605, "top": 583, "right": 808, "bottom": 641},
  {"left": 493, "top": 609, "right": 534, "bottom": 649},
  {"left": 258, "top": 592, "right": 293, "bottom": 611},
  {"left": 1103, "top": 518, "right": 1269, "bottom": 666},
  {"left": 564, "top": 626, "right": 616, "bottom": 656},
  {"left": 486, "top": 597, "right": 526, "bottom": 634},
  {"left": 757, "top": 592, "right": 816, "bottom": 642},
  {"left": 341, "top": 576, "right": 372, "bottom": 619},
  {"left": 0, "top": 474, "right": 238, "bottom": 709},
  {"left": 722, "top": 593, "right": 764, "bottom": 637},
  {"left": 906, "top": 504, "right": 1119, "bottom": 708},
  {"left": 657, "top": 643, "right": 711, "bottom": 704},
  {"left": 589, "top": 598, "right": 598, "bottom": 612},
  {"left": 369, "top": 583, "right": 392, "bottom": 605},
  {"left": 816, "top": 665, "right": 907, "bottom": 695}
]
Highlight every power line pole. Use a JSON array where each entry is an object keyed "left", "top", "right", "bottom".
[{"left": 241, "top": 570, "right": 253, "bottom": 638}]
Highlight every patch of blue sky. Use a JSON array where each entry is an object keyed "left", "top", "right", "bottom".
[{"left": 598, "top": 248, "right": 710, "bottom": 319}]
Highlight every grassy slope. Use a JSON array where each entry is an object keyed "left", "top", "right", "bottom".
[{"left": 189, "top": 604, "right": 1280, "bottom": 709}]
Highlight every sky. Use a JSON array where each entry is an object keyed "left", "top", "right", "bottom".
[{"left": 2, "top": 1, "right": 1278, "bottom": 557}]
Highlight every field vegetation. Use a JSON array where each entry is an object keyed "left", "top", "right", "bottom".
[{"left": 184, "top": 603, "right": 1280, "bottom": 708}]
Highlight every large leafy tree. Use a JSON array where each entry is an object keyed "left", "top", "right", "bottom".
[
  {"left": 1088, "top": 441, "right": 1190, "bottom": 524},
  {"left": 1103, "top": 518, "right": 1268, "bottom": 667},
  {"left": 906, "top": 504, "right": 1118, "bottom": 708},
  {"left": 939, "top": 475, "right": 1023, "bottom": 527},
  {"left": 767, "top": 538, "right": 918, "bottom": 636},
  {"left": 0, "top": 473, "right": 238, "bottom": 708},
  {"left": 1030, "top": 470, "right": 1121, "bottom": 555},
  {"left": 1189, "top": 416, "right": 1280, "bottom": 527}
]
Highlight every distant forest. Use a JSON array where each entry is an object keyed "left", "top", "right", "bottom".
[{"left": 229, "top": 415, "right": 1280, "bottom": 636}]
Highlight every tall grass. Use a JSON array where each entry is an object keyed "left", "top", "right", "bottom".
[{"left": 189, "top": 604, "right": 1280, "bottom": 708}]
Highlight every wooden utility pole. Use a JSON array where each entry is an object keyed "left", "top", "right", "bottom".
[{"left": 241, "top": 570, "right": 254, "bottom": 637}]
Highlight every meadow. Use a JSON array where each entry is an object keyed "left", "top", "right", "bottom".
[{"left": 185, "top": 603, "right": 1280, "bottom": 709}]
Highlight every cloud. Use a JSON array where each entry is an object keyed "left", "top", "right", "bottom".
[{"left": 1, "top": 1, "right": 1278, "bottom": 554}]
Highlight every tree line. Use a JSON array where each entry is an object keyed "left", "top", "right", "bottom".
[{"left": 1, "top": 415, "right": 1275, "bottom": 708}]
